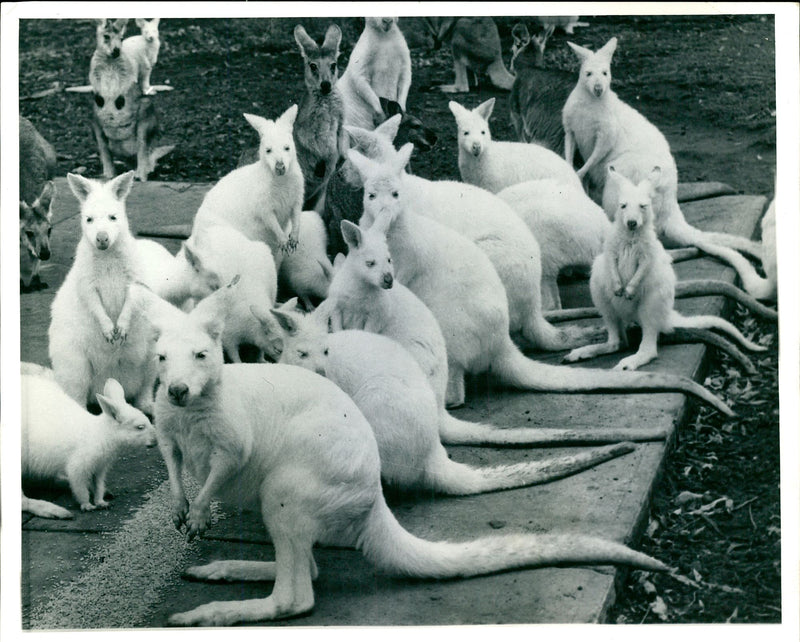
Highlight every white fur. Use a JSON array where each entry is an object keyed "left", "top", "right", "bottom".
[
  {"left": 346, "top": 120, "right": 592, "bottom": 351},
  {"left": 338, "top": 17, "right": 412, "bottom": 131},
  {"left": 565, "top": 168, "right": 766, "bottom": 371},
  {"left": 191, "top": 106, "right": 304, "bottom": 258},
  {"left": 277, "top": 210, "right": 334, "bottom": 308},
  {"left": 498, "top": 178, "right": 611, "bottom": 310},
  {"left": 449, "top": 98, "right": 583, "bottom": 193},
  {"left": 137, "top": 284, "right": 667, "bottom": 626},
  {"left": 562, "top": 37, "right": 766, "bottom": 296},
  {"left": 22, "top": 374, "right": 156, "bottom": 518},
  {"left": 48, "top": 172, "right": 160, "bottom": 413},
  {"left": 260, "top": 313, "right": 639, "bottom": 493},
  {"left": 349, "top": 144, "right": 734, "bottom": 416},
  {"left": 121, "top": 18, "right": 161, "bottom": 95},
  {"left": 182, "top": 224, "right": 278, "bottom": 362}
]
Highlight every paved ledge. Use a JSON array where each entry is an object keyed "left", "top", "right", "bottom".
[{"left": 21, "top": 179, "right": 766, "bottom": 627}]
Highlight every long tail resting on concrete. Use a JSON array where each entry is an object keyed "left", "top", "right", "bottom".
[
  {"left": 545, "top": 279, "right": 777, "bottom": 323},
  {"left": 439, "top": 413, "right": 669, "bottom": 445},
  {"left": 663, "top": 328, "right": 756, "bottom": 375},
  {"left": 493, "top": 340, "right": 734, "bottom": 417},
  {"left": 361, "top": 496, "right": 672, "bottom": 578}
]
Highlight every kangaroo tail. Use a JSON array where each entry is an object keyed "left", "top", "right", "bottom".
[
  {"left": 22, "top": 493, "right": 74, "bottom": 520},
  {"left": 487, "top": 59, "right": 516, "bottom": 90},
  {"left": 439, "top": 412, "right": 668, "bottom": 445},
  {"left": 669, "top": 311, "right": 766, "bottom": 353},
  {"left": 702, "top": 230, "right": 763, "bottom": 260},
  {"left": 360, "top": 496, "right": 671, "bottom": 578},
  {"left": 544, "top": 307, "right": 601, "bottom": 323},
  {"left": 675, "top": 279, "right": 777, "bottom": 319},
  {"left": 492, "top": 340, "right": 734, "bottom": 417},
  {"left": 521, "top": 312, "right": 606, "bottom": 352},
  {"left": 423, "top": 442, "right": 637, "bottom": 495},
  {"left": 663, "top": 328, "right": 756, "bottom": 375}
]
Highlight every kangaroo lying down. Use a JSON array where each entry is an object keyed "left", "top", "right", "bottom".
[{"left": 130, "top": 282, "right": 670, "bottom": 626}]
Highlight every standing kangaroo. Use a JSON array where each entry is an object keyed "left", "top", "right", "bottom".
[
  {"left": 292, "top": 24, "right": 347, "bottom": 213},
  {"left": 562, "top": 37, "right": 766, "bottom": 297}
]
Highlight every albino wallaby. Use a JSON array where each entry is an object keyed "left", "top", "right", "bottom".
[
  {"left": 345, "top": 121, "right": 598, "bottom": 352},
  {"left": 261, "top": 312, "right": 644, "bottom": 494},
  {"left": 429, "top": 17, "right": 516, "bottom": 93},
  {"left": 338, "top": 17, "right": 412, "bottom": 131},
  {"left": 48, "top": 171, "right": 159, "bottom": 413},
  {"left": 562, "top": 37, "right": 767, "bottom": 297},
  {"left": 564, "top": 167, "right": 767, "bottom": 371},
  {"left": 181, "top": 225, "right": 278, "bottom": 362},
  {"left": 450, "top": 97, "right": 583, "bottom": 193},
  {"left": 22, "top": 375, "right": 156, "bottom": 519},
  {"left": 349, "top": 145, "right": 733, "bottom": 416},
  {"left": 121, "top": 18, "right": 161, "bottom": 95},
  {"left": 509, "top": 24, "right": 578, "bottom": 159},
  {"left": 292, "top": 24, "right": 347, "bottom": 212},
  {"left": 133, "top": 282, "right": 669, "bottom": 627},
  {"left": 277, "top": 210, "right": 334, "bottom": 309},
  {"left": 191, "top": 106, "right": 304, "bottom": 256},
  {"left": 497, "top": 177, "right": 608, "bottom": 310}
]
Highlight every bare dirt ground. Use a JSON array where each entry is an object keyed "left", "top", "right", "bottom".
[{"left": 18, "top": 14, "right": 779, "bottom": 624}]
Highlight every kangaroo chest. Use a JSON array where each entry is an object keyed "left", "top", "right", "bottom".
[{"left": 296, "top": 93, "right": 342, "bottom": 158}]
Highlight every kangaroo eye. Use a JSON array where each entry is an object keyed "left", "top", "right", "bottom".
[
  {"left": 309, "top": 62, "right": 318, "bottom": 72},
  {"left": 366, "top": 260, "right": 375, "bottom": 267},
  {"left": 109, "top": 214, "right": 117, "bottom": 221},
  {"left": 86, "top": 217, "right": 94, "bottom": 223},
  {"left": 195, "top": 351, "right": 207, "bottom": 360},
  {"left": 298, "top": 350, "right": 308, "bottom": 359},
  {"left": 602, "top": 71, "right": 608, "bottom": 76},
  {"left": 323, "top": 348, "right": 329, "bottom": 356},
  {"left": 136, "top": 424, "right": 146, "bottom": 431},
  {"left": 481, "top": 131, "right": 485, "bottom": 135},
  {"left": 586, "top": 71, "right": 592, "bottom": 77},
  {"left": 94, "top": 94, "right": 105, "bottom": 107},
  {"left": 115, "top": 95, "right": 125, "bottom": 110},
  {"left": 284, "top": 145, "right": 290, "bottom": 151},
  {"left": 463, "top": 131, "right": 469, "bottom": 136},
  {"left": 391, "top": 191, "right": 399, "bottom": 199},
  {"left": 368, "top": 193, "right": 376, "bottom": 200},
  {"left": 158, "top": 354, "right": 166, "bottom": 362},
  {"left": 387, "top": 257, "right": 392, "bottom": 264},
  {"left": 47, "top": 228, "right": 52, "bottom": 236},
  {"left": 620, "top": 203, "right": 627, "bottom": 210},
  {"left": 330, "top": 62, "right": 336, "bottom": 73},
  {"left": 265, "top": 148, "right": 272, "bottom": 154},
  {"left": 26, "top": 231, "right": 35, "bottom": 240}
]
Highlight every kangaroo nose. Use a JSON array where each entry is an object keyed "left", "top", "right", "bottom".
[
  {"left": 167, "top": 383, "right": 189, "bottom": 406},
  {"left": 39, "top": 247, "right": 51, "bottom": 260},
  {"left": 274, "top": 160, "right": 286, "bottom": 175},
  {"left": 320, "top": 81, "right": 331, "bottom": 95},
  {"left": 112, "top": 48, "right": 120, "bottom": 58},
  {"left": 471, "top": 142, "right": 481, "bottom": 156},
  {"left": 627, "top": 219, "right": 638, "bottom": 231},
  {"left": 594, "top": 84, "right": 604, "bottom": 97},
  {"left": 382, "top": 273, "right": 394, "bottom": 289},
  {"left": 95, "top": 231, "right": 109, "bottom": 249}
]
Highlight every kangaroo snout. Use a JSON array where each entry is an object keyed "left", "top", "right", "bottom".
[
  {"left": 320, "top": 80, "right": 332, "bottom": 95},
  {"left": 381, "top": 18, "right": 394, "bottom": 31},
  {"left": 95, "top": 231, "right": 110, "bottom": 250},
  {"left": 593, "top": 83, "right": 605, "bottom": 97},
  {"left": 626, "top": 219, "right": 639, "bottom": 231},
  {"left": 111, "top": 47, "right": 120, "bottom": 58},
  {"left": 167, "top": 383, "right": 189, "bottom": 406},
  {"left": 274, "top": 160, "right": 286, "bottom": 175},
  {"left": 39, "top": 246, "right": 51, "bottom": 261},
  {"left": 471, "top": 141, "right": 482, "bottom": 156},
  {"left": 382, "top": 272, "right": 394, "bottom": 289}
]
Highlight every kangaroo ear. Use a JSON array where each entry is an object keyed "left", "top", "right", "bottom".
[
  {"left": 448, "top": 100, "right": 469, "bottom": 121},
  {"left": 567, "top": 41, "right": 594, "bottom": 62},
  {"left": 648, "top": 166, "right": 662, "bottom": 184},
  {"left": 95, "top": 18, "right": 108, "bottom": 27},
  {"left": 109, "top": 170, "right": 135, "bottom": 202},
  {"left": 322, "top": 24, "right": 342, "bottom": 55},
  {"left": 151, "top": 18, "right": 160, "bottom": 27},
  {"left": 370, "top": 209, "right": 396, "bottom": 236},
  {"left": 340, "top": 220, "right": 363, "bottom": 250},
  {"left": 597, "top": 37, "right": 618, "bottom": 60},
  {"left": 135, "top": 18, "right": 147, "bottom": 29},
  {"left": 346, "top": 149, "right": 375, "bottom": 181},
  {"left": 112, "top": 18, "right": 129, "bottom": 33},
  {"left": 294, "top": 24, "right": 316, "bottom": 56},
  {"left": 333, "top": 253, "right": 346, "bottom": 270},
  {"left": 374, "top": 113, "right": 402, "bottom": 142},
  {"left": 243, "top": 112, "right": 269, "bottom": 136},
  {"left": 270, "top": 309, "right": 299, "bottom": 336},
  {"left": 279, "top": 297, "right": 301, "bottom": 312},
  {"left": 474, "top": 98, "right": 495, "bottom": 121},
  {"left": 35, "top": 181, "right": 55, "bottom": 214},
  {"left": 181, "top": 241, "right": 203, "bottom": 272},
  {"left": 102, "top": 378, "right": 127, "bottom": 403},
  {"left": 96, "top": 393, "right": 123, "bottom": 422},
  {"left": 279, "top": 104, "right": 299, "bottom": 130},
  {"left": 67, "top": 173, "right": 95, "bottom": 203},
  {"left": 393, "top": 143, "right": 414, "bottom": 173},
  {"left": 511, "top": 23, "right": 530, "bottom": 46}
]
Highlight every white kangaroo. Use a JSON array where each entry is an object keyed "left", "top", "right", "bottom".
[
  {"left": 22, "top": 375, "right": 156, "bottom": 519},
  {"left": 345, "top": 119, "right": 597, "bottom": 352},
  {"left": 295, "top": 218, "right": 669, "bottom": 444},
  {"left": 121, "top": 18, "right": 161, "bottom": 95},
  {"left": 130, "top": 282, "right": 669, "bottom": 627},
  {"left": 348, "top": 145, "right": 733, "bottom": 416},
  {"left": 449, "top": 97, "right": 583, "bottom": 193},
  {"left": 564, "top": 167, "right": 767, "bottom": 371},
  {"left": 259, "top": 310, "right": 644, "bottom": 493},
  {"left": 49, "top": 171, "right": 159, "bottom": 413},
  {"left": 191, "top": 105, "right": 304, "bottom": 257},
  {"left": 561, "top": 37, "right": 767, "bottom": 297},
  {"left": 337, "top": 17, "right": 412, "bottom": 131}
]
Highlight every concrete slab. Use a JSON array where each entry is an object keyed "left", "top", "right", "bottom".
[{"left": 20, "top": 180, "right": 767, "bottom": 628}]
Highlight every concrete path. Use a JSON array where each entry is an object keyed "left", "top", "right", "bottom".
[{"left": 20, "top": 178, "right": 766, "bottom": 628}]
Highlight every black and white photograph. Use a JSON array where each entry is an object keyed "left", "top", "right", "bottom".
[{"left": 3, "top": 2, "right": 798, "bottom": 637}]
